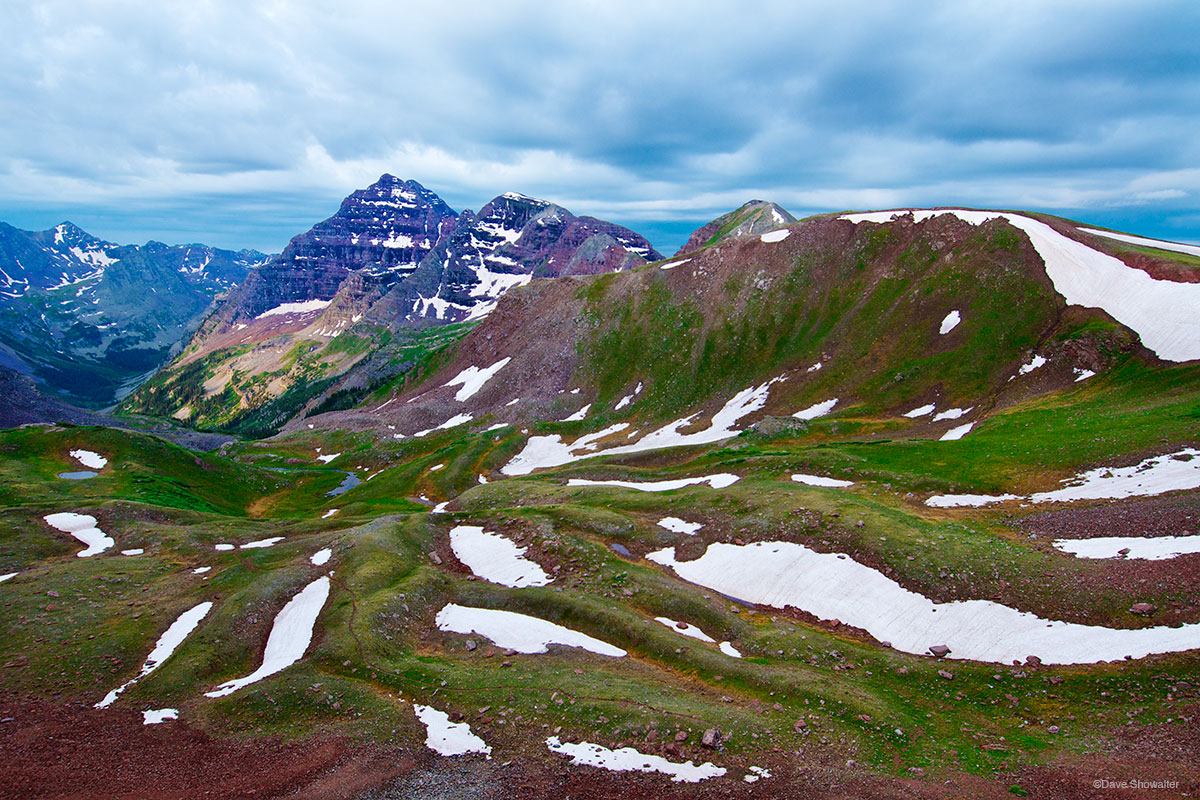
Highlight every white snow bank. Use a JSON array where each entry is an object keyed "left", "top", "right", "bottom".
[
  {"left": 241, "top": 537, "right": 284, "bottom": 549},
  {"left": 502, "top": 379, "right": 782, "bottom": 476},
  {"left": 546, "top": 737, "right": 725, "bottom": 782},
  {"left": 932, "top": 407, "right": 971, "bottom": 422},
  {"left": 193, "top": 567, "right": 211, "bottom": 574},
  {"left": 435, "top": 603, "right": 626, "bottom": 657},
  {"left": 449, "top": 525, "right": 551, "bottom": 588},
  {"left": 842, "top": 210, "right": 1200, "bottom": 361},
  {"left": 1018, "top": 355, "right": 1047, "bottom": 375},
  {"left": 122, "top": 549, "right": 144, "bottom": 556},
  {"left": 1031, "top": 449, "right": 1200, "bottom": 503},
  {"left": 311, "top": 548, "right": 332, "bottom": 566},
  {"left": 925, "top": 493, "right": 1019, "bottom": 508},
  {"left": 414, "top": 704, "right": 492, "bottom": 757},
  {"left": 648, "top": 541, "right": 1200, "bottom": 664},
  {"left": 205, "top": 577, "right": 330, "bottom": 697},
  {"left": 444, "top": 357, "right": 512, "bottom": 402},
  {"left": 1078, "top": 227, "right": 1200, "bottom": 258},
  {"left": 321, "top": 509, "right": 339, "bottom": 519},
  {"left": 70, "top": 449, "right": 107, "bottom": 469},
  {"left": 903, "top": 404, "right": 936, "bottom": 418},
  {"left": 1074, "top": 368, "right": 1096, "bottom": 382},
  {"left": 744, "top": 766, "right": 772, "bottom": 783},
  {"left": 0, "top": 573, "right": 17, "bottom": 583},
  {"left": 760, "top": 229, "right": 790, "bottom": 243},
  {"left": 939, "top": 422, "right": 975, "bottom": 441},
  {"left": 793, "top": 398, "right": 838, "bottom": 421},
  {"left": 214, "top": 544, "right": 235, "bottom": 551},
  {"left": 939, "top": 310, "right": 961, "bottom": 334},
  {"left": 43, "top": 512, "right": 114, "bottom": 558},
  {"left": 719, "top": 641, "right": 743, "bottom": 658},
  {"left": 1054, "top": 534, "right": 1200, "bottom": 561},
  {"left": 142, "top": 708, "right": 178, "bottom": 725},
  {"left": 791, "top": 473, "right": 854, "bottom": 488},
  {"left": 97, "top": 601, "right": 213, "bottom": 707},
  {"left": 655, "top": 616, "right": 715, "bottom": 643},
  {"left": 567, "top": 474, "right": 740, "bottom": 492},
  {"left": 316, "top": 452, "right": 340, "bottom": 464},
  {"left": 660, "top": 257, "right": 691, "bottom": 270},
  {"left": 562, "top": 404, "right": 591, "bottom": 422},
  {"left": 255, "top": 299, "right": 330, "bottom": 319},
  {"left": 658, "top": 517, "right": 703, "bottom": 535},
  {"left": 414, "top": 413, "right": 473, "bottom": 437}
]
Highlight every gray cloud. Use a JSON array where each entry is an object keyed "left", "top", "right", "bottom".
[{"left": 2, "top": 0, "right": 1198, "bottom": 252}]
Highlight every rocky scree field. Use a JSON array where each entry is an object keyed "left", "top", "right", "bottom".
[{"left": 3, "top": 207, "right": 1200, "bottom": 798}]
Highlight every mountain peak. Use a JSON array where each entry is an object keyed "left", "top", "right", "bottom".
[{"left": 676, "top": 200, "right": 796, "bottom": 255}]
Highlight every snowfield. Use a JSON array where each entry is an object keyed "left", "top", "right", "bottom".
[
  {"left": 546, "top": 737, "right": 725, "bottom": 782},
  {"left": 793, "top": 398, "right": 838, "bottom": 421},
  {"left": 43, "top": 512, "right": 114, "bottom": 557},
  {"left": 842, "top": 210, "right": 1200, "bottom": 361},
  {"left": 448, "top": 525, "right": 552, "bottom": 588},
  {"left": 97, "top": 601, "right": 213, "bottom": 708},
  {"left": 255, "top": 299, "right": 331, "bottom": 319},
  {"left": 205, "top": 577, "right": 330, "bottom": 697},
  {"left": 791, "top": 473, "right": 854, "bottom": 488},
  {"left": 648, "top": 541, "right": 1200, "bottom": 664},
  {"left": 435, "top": 603, "right": 626, "bottom": 657}
]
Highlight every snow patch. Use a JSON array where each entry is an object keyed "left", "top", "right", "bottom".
[
  {"left": 43, "top": 512, "right": 114, "bottom": 558},
  {"left": 939, "top": 310, "right": 961, "bottom": 334},
  {"left": 658, "top": 517, "right": 703, "bottom": 535},
  {"left": 97, "top": 602, "right": 213, "bottom": 707},
  {"left": 241, "top": 537, "right": 284, "bottom": 549},
  {"left": 414, "top": 413, "right": 473, "bottom": 437},
  {"left": 1078, "top": 227, "right": 1200, "bottom": 258},
  {"left": 793, "top": 398, "right": 838, "bottom": 421},
  {"left": 648, "top": 541, "right": 1200, "bottom": 664},
  {"left": 414, "top": 704, "right": 492, "bottom": 757},
  {"left": 122, "top": 549, "right": 144, "bottom": 556},
  {"left": 316, "top": 452, "right": 340, "bottom": 464},
  {"left": 561, "top": 404, "right": 591, "bottom": 422},
  {"left": 435, "top": 603, "right": 626, "bottom": 657},
  {"left": 546, "top": 737, "right": 725, "bottom": 782},
  {"left": 932, "top": 407, "right": 971, "bottom": 422},
  {"left": 1055, "top": 534, "right": 1200, "bottom": 561},
  {"left": 1018, "top": 354, "right": 1048, "bottom": 375},
  {"left": 449, "top": 525, "right": 552, "bottom": 588},
  {"left": 939, "top": 422, "right": 975, "bottom": 441},
  {"left": 205, "top": 577, "right": 330, "bottom": 697},
  {"left": 567, "top": 474, "right": 739, "bottom": 492},
  {"left": 791, "top": 473, "right": 854, "bottom": 488},
  {"left": 143, "top": 708, "right": 178, "bottom": 725},
  {"left": 1074, "top": 368, "right": 1096, "bottom": 382},
  {"left": 321, "top": 509, "right": 339, "bottom": 519},
  {"left": 444, "top": 357, "right": 512, "bottom": 402},
  {"left": 255, "top": 299, "right": 331, "bottom": 319},
  {"left": 70, "top": 449, "right": 107, "bottom": 469},
  {"left": 903, "top": 404, "right": 936, "bottom": 418},
  {"left": 760, "top": 229, "right": 790, "bottom": 243},
  {"left": 311, "top": 548, "right": 332, "bottom": 566}
]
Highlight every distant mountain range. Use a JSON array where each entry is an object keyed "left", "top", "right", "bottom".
[{"left": 0, "top": 220, "right": 268, "bottom": 406}]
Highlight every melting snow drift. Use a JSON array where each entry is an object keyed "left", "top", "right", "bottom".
[
  {"left": 546, "top": 737, "right": 725, "bottom": 782},
  {"left": 69, "top": 449, "right": 107, "bottom": 469},
  {"left": 444, "top": 357, "right": 511, "bottom": 402},
  {"left": 792, "top": 473, "right": 854, "bottom": 488},
  {"left": 142, "top": 708, "right": 178, "bottom": 725},
  {"left": 448, "top": 525, "right": 552, "bottom": 588},
  {"left": 658, "top": 517, "right": 703, "bottom": 535},
  {"left": 1054, "top": 534, "right": 1200, "bottom": 561},
  {"left": 648, "top": 541, "right": 1200, "bottom": 664},
  {"left": 414, "top": 704, "right": 492, "bottom": 757},
  {"left": 43, "top": 513, "right": 114, "bottom": 557},
  {"left": 97, "top": 602, "right": 213, "bottom": 708},
  {"left": 205, "top": 577, "right": 330, "bottom": 697},
  {"left": 435, "top": 604, "right": 626, "bottom": 657},
  {"left": 567, "top": 474, "right": 739, "bottom": 492}
]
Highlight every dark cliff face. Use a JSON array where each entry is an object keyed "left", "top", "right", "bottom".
[
  {"left": 224, "top": 175, "right": 459, "bottom": 322},
  {"left": 371, "top": 192, "right": 663, "bottom": 325}
]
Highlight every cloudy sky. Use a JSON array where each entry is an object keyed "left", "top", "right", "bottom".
[{"left": 2, "top": 0, "right": 1198, "bottom": 253}]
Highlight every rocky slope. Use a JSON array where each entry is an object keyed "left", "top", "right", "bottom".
[
  {"left": 0, "top": 221, "right": 266, "bottom": 406},
  {"left": 125, "top": 177, "right": 661, "bottom": 435},
  {"left": 674, "top": 199, "right": 796, "bottom": 255}
]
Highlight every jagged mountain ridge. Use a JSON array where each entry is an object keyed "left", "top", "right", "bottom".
[
  {"left": 304, "top": 206, "right": 1197, "bottom": 448},
  {"left": 0, "top": 221, "right": 267, "bottom": 406},
  {"left": 124, "top": 176, "right": 662, "bottom": 434}
]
